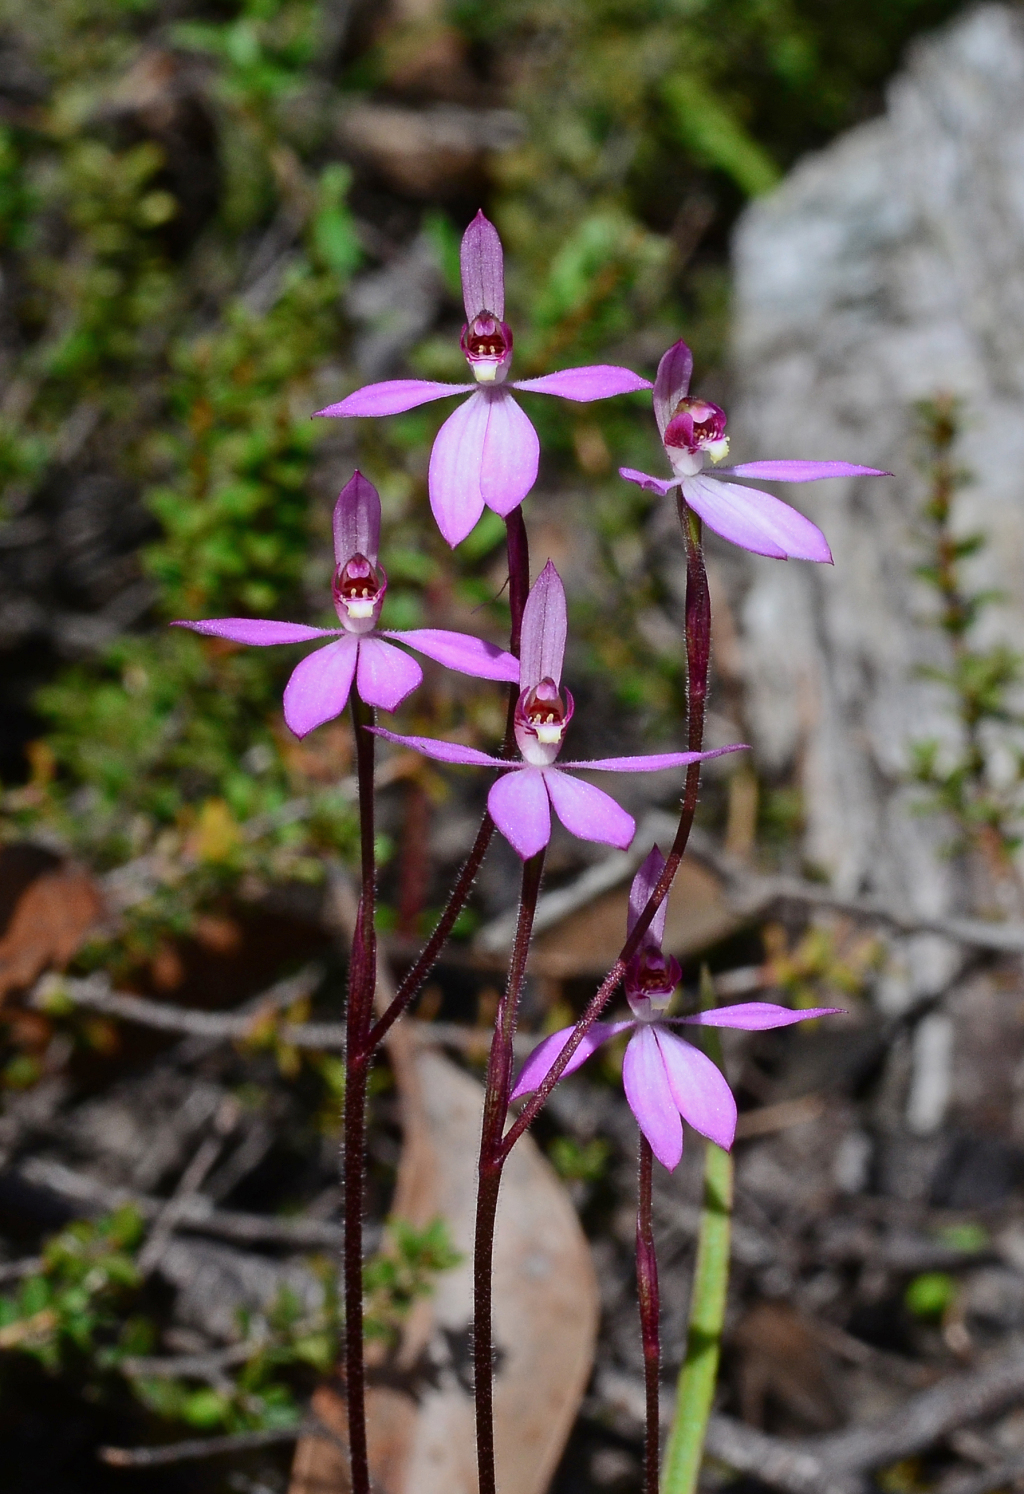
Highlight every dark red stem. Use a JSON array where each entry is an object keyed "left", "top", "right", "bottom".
[
  {"left": 474, "top": 849, "right": 545, "bottom": 1494},
  {"left": 637, "top": 1135, "right": 660, "bottom": 1494},
  {"left": 500, "top": 503, "right": 710, "bottom": 1156},
  {"left": 367, "top": 510, "right": 530, "bottom": 1049},
  {"left": 343, "top": 690, "right": 377, "bottom": 1494}
]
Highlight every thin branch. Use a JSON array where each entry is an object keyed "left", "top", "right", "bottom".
[
  {"left": 702, "top": 1345, "right": 1024, "bottom": 1494},
  {"left": 13, "top": 1157, "right": 344, "bottom": 1250},
  {"left": 98, "top": 1416, "right": 345, "bottom": 1468}
]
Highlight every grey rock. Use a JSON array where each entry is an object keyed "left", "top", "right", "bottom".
[{"left": 730, "top": 4, "right": 1024, "bottom": 916}]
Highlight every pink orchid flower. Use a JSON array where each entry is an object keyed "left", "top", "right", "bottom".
[
  {"left": 512, "top": 847, "right": 841, "bottom": 1169},
  {"left": 172, "top": 471, "right": 519, "bottom": 738},
  {"left": 315, "top": 212, "right": 652, "bottom": 548},
  {"left": 620, "top": 339, "right": 890, "bottom": 563},
  {"left": 372, "top": 562, "right": 744, "bottom": 860}
]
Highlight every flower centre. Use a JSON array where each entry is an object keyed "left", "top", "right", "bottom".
[
  {"left": 663, "top": 397, "right": 729, "bottom": 470},
  {"left": 514, "top": 677, "right": 575, "bottom": 765},
  {"left": 461, "top": 314, "right": 513, "bottom": 384},
  {"left": 626, "top": 946, "right": 682, "bottom": 1019},
  {"left": 332, "top": 553, "right": 386, "bottom": 632}
]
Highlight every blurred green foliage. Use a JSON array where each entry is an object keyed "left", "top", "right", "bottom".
[
  {"left": 909, "top": 397, "right": 1024, "bottom": 903},
  {"left": 0, "top": 0, "right": 966, "bottom": 935},
  {"left": 0, "top": 1205, "right": 457, "bottom": 1434}
]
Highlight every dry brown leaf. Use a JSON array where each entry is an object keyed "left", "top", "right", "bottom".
[
  {"left": 290, "top": 1038, "right": 598, "bottom": 1494},
  {"left": 528, "top": 857, "right": 736, "bottom": 980},
  {"left": 0, "top": 857, "right": 104, "bottom": 1004}
]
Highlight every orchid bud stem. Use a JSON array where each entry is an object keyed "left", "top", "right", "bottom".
[
  {"left": 474, "top": 848, "right": 546, "bottom": 1494},
  {"left": 364, "top": 506, "right": 530, "bottom": 1052},
  {"left": 343, "top": 689, "right": 377, "bottom": 1494},
  {"left": 637, "top": 1135, "right": 661, "bottom": 1494},
  {"left": 499, "top": 512, "right": 712, "bottom": 1156}
]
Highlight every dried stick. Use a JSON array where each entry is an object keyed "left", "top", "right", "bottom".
[
  {"left": 99, "top": 1417, "right": 346, "bottom": 1468},
  {"left": 13, "top": 1156, "right": 346, "bottom": 1249}
]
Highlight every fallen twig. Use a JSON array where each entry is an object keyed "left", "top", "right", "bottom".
[
  {"left": 13, "top": 1157, "right": 343, "bottom": 1249},
  {"left": 99, "top": 1418, "right": 342, "bottom": 1467},
  {"left": 703, "top": 1346, "right": 1024, "bottom": 1494}
]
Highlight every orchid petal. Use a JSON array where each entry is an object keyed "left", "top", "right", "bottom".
[
  {"left": 172, "top": 618, "right": 337, "bottom": 646},
  {"left": 427, "top": 391, "right": 488, "bottom": 547},
  {"left": 333, "top": 470, "right": 381, "bottom": 567},
  {"left": 283, "top": 636, "right": 359, "bottom": 738},
  {"left": 542, "top": 769, "right": 635, "bottom": 850},
  {"left": 561, "top": 744, "right": 747, "bottom": 771},
  {"left": 368, "top": 727, "right": 505, "bottom": 767},
  {"left": 489, "top": 767, "right": 551, "bottom": 859},
  {"left": 520, "top": 560, "right": 566, "bottom": 689},
  {"left": 460, "top": 210, "right": 504, "bottom": 321},
  {"left": 628, "top": 846, "right": 668, "bottom": 947},
  {"left": 680, "top": 1003, "right": 844, "bottom": 1030},
  {"left": 513, "top": 366, "right": 651, "bottom": 401},
  {"left": 619, "top": 467, "right": 680, "bottom": 497},
  {"left": 718, "top": 460, "right": 891, "bottom": 484},
  {"left": 653, "top": 340, "right": 693, "bottom": 437},
  {"left": 385, "top": 629, "right": 520, "bottom": 682},
  {"left": 479, "top": 391, "right": 540, "bottom": 518},
  {"left": 655, "top": 1028, "right": 736, "bottom": 1150},
  {"left": 355, "top": 638, "right": 422, "bottom": 712},
  {"left": 510, "top": 1022, "right": 631, "bottom": 1099},
  {"left": 682, "top": 474, "right": 833, "bottom": 564},
  {"left": 622, "top": 1025, "right": 683, "bottom": 1170},
  {"left": 316, "top": 380, "right": 472, "bottom": 419}
]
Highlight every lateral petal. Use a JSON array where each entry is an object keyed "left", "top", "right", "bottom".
[
  {"left": 682, "top": 474, "right": 832, "bottom": 563},
  {"left": 283, "top": 636, "right": 359, "bottom": 738},
  {"left": 561, "top": 744, "right": 747, "bottom": 771},
  {"left": 510, "top": 1022, "right": 630, "bottom": 1099},
  {"left": 543, "top": 769, "right": 635, "bottom": 850},
  {"left": 316, "top": 380, "right": 472, "bottom": 418},
  {"left": 680, "top": 1002, "right": 843, "bottom": 1030},
  {"left": 655, "top": 1028, "right": 736, "bottom": 1150},
  {"left": 622, "top": 1025, "right": 683, "bottom": 1170},
  {"left": 718, "top": 460, "right": 890, "bottom": 483},
  {"left": 427, "top": 391, "right": 488, "bottom": 547},
  {"left": 385, "top": 629, "right": 520, "bottom": 681},
  {"left": 513, "top": 366, "right": 651, "bottom": 401},
  {"left": 355, "top": 638, "right": 422, "bottom": 712},
  {"left": 619, "top": 467, "right": 679, "bottom": 497},
  {"left": 369, "top": 727, "right": 505, "bottom": 767},
  {"left": 488, "top": 767, "right": 551, "bottom": 860},
  {"left": 479, "top": 391, "right": 539, "bottom": 517},
  {"left": 172, "top": 618, "right": 337, "bottom": 646}
]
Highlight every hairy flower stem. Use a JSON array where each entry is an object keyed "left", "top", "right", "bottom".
[
  {"left": 343, "top": 690, "right": 377, "bottom": 1494},
  {"left": 637, "top": 1135, "right": 660, "bottom": 1494},
  {"left": 500, "top": 511, "right": 711, "bottom": 1155},
  {"left": 474, "top": 848, "right": 546, "bottom": 1494},
  {"left": 366, "top": 511, "right": 530, "bottom": 1050}
]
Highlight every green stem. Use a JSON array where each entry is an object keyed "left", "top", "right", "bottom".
[{"left": 661, "top": 974, "right": 733, "bottom": 1494}]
